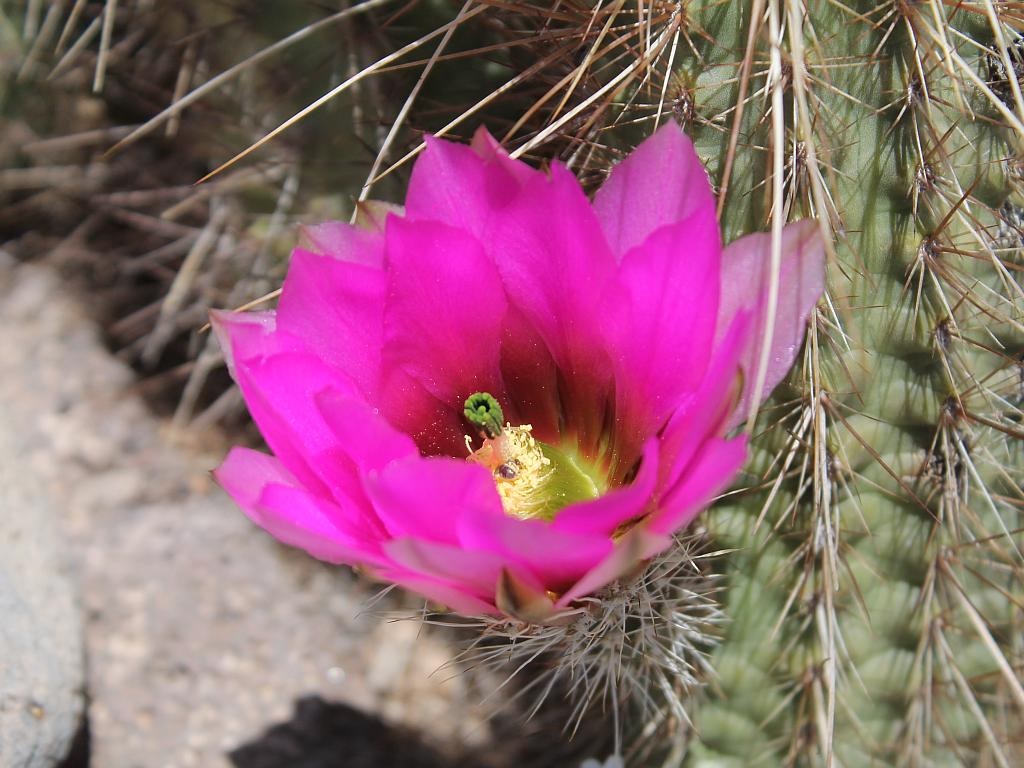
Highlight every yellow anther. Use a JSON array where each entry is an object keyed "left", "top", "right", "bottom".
[{"left": 467, "top": 424, "right": 552, "bottom": 520}]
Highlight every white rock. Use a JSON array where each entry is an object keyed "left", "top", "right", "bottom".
[{"left": 0, "top": 400, "right": 84, "bottom": 767}]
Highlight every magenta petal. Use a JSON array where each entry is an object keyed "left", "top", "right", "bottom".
[
  {"left": 215, "top": 447, "right": 377, "bottom": 565},
  {"left": 603, "top": 211, "right": 721, "bottom": 457},
  {"left": 659, "top": 310, "right": 751, "bottom": 488},
  {"left": 315, "top": 391, "right": 418, "bottom": 472},
  {"left": 243, "top": 357, "right": 371, "bottom": 497},
  {"left": 648, "top": 435, "right": 748, "bottom": 536},
  {"left": 469, "top": 127, "right": 536, "bottom": 183},
  {"left": 311, "top": 391, "right": 418, "bottom": 537},
  {"left": 377, "top": 368, "right": 468, "bottom": 457},
  {"left": 488, "top": 163, "right": 617, "bottom": 349},
  {"left": 277, "top": 249, "right": 386, "bottom": 399},
  {"left": 213, "top": 311, "right": 363, "bottom": 495},
  {"left": 374, "top": 569, "right": 499, "bottom": 615},
  {"left": 382, "top": 217, "right": 508, "bottom": 407},
  {"left": 487, "top": 163, "right": 617, "bottom": 452},
  {"left": 366, "top": 457, "right": 502, "bottom": 545},
  {"left": 214, "top": 445, "right": 296, "bottom": 507},
  {"left": 405, "top": 129, "right": 538, "bottom": 239},
  {"left": 555, "top": 527, "right": 672, "bottom": 608},
  {"left": 383, "top": 537, "right": 506, "bottom": 597},
  {"left": 552, "top": 439, "right": 659, "bottom": 537},
  {"left": 259, "top": 482, "right": 386, "bottom": 562},
  {"left": 593, "top": 123, "right": 716, "bottom": 258},
  {"left": 297, "top": 220, "right": 386, "bottom": 267},
  {"left": 718, "top": 219, "right": 825, "bottom": 416},
  {"left": 211, "top": 309, "right": 289, "bottom": 379},
  {"left": 498, "top": 304, "right": 561, "bottom": 438},
  {"left": 457, "top": 512, "right": 612, "bottom": 591}
]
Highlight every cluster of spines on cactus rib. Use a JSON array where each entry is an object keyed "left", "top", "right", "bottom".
[{"left": 647, "top": 2, "right": 1024, "bottom": 765}]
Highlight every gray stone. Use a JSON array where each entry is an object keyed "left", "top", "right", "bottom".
[{"left": 0, "top": 397, "right": 85, "bottom": 765}]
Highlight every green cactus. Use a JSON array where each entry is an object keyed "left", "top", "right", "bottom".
[{"left": 675, "top": 4, "right": 1024, "bottom": 765}]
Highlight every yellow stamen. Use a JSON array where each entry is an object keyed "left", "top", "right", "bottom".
[{"left": 467, "top": 423, "right": 553, "bottom": 520}]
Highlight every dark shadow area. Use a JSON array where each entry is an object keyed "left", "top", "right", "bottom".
[
  {"left": 57, "top": 712, "right": 91, "bottom": 768},
  {"left": 471, "top": 706, "right": 610, "bottom": 768},
  {"left": 228, "top": 696, "right": 456, "bottom": 768},
  {"left": 228, "top": 694, "right": 612, "bottom": 768}
]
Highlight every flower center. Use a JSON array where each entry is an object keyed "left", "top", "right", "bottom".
[{"left": 463, "top": 392, "right": 603, "bottom": 521}]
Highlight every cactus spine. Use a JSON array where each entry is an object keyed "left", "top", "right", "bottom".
[{"left": 677, "top": 2, "right": 1024, "bottom": 764}]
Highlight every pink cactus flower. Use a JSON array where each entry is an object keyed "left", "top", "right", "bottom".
[{"left": 213, "top": 124, "right": 825, "bottom": 622}]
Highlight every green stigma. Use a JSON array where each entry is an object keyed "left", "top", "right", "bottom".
[{"left": 464, "top": 392, "right": 504, "bottom": 439}]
